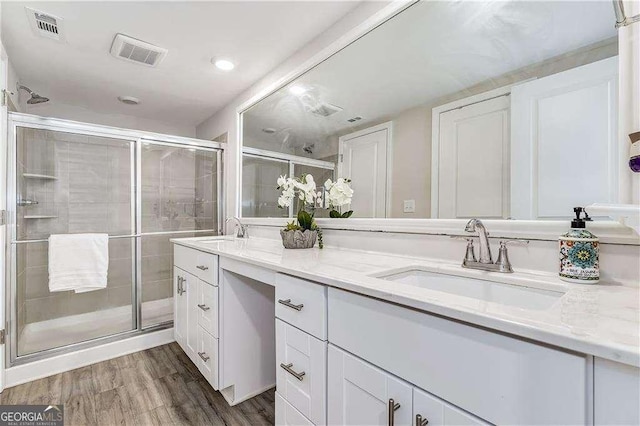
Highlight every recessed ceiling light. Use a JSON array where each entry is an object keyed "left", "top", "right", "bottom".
[
  {"left": 213, "top": 58, "right": 235, "bottom": 71},
  {"left": 289, "top": 85, "right": 307, "bottom": 96},
  {"left": 118, "top": 95, "right": 140, "bottom": 105}
]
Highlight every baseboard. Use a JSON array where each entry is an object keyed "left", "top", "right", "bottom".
[{"left": 4, "top": 328, "right": 175, "bottom": 389}]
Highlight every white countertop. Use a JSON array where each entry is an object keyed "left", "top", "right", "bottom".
[{"left": 171, "top": 236, "right": 640, "bottom": 367}]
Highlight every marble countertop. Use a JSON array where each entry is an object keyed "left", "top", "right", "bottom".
[{"left": 171, "top": 236, "right": 640, "bottom": 367}]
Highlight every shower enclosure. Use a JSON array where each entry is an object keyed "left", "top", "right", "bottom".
[{"left": 6, "top": 113, "right": 224, "bottom": 364}]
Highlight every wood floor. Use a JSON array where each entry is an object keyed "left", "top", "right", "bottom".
[{"left": 0, "top": 343, "right": 275, "bottom": 426}]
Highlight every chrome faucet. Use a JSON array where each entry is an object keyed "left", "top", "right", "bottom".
[
  {"left": 464, "top": 219, "right": 492, "bottom": 263},
  {"left": 225, "top": 217, "right": 248, "bottom": 238},
  {"left": 454, "top": 219, "right": 529, "bottom": 273}
]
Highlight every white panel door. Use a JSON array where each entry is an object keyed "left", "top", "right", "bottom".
[
  {"left": 328, "top": 345, "right": 412, "bottom": 426},
  {"left": 437, "top": 95, "right": 510, "bottom": 219},
  {"left": 339, "top": 124, "right": 390, "bottom": 218},
  {"left": 276, "top": 319, "right": 326, "bottom": 425},
  {"left": 511, "top": 56, "right": 618, "bottom": 219}
]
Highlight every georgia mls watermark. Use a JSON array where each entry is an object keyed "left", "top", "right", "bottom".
[{"left": 0, "top": 405, "right": 63, "bottom": 426}]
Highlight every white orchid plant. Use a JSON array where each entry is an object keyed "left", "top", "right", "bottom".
[
  {"left": 277, "top": 173, "right": 355, "bottom": 248},
  {"left": 324, "top": 178, "right": 354, "bottom": 218}
]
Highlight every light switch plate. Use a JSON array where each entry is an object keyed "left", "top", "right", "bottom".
[{"left": 403, "top": 199, "right": 415, "bottom": 213}]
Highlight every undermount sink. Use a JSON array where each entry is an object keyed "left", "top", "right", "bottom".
[{"left": 378, "top": 268, "right": 565, "bottom": 311}]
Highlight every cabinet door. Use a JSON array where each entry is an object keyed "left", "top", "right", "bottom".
[
  {"left": 173, "top": 267, "right": 188, "bottom": 348},
  {"left": 276, "top": 319, "right": 326, "bottom": 425},
  {"left": 276, "top": 391, "right": 314, "bottom": 426},
  {"left": 413, "top": 388, "right": 444, "bottom": 426},
  {"left": 328, "top": 345, "right": 412, "bottom": 426},
  {"left": 183, "top": 271, "right": 199, "bottom": 362},
  {"left": 198, "top": 280, "right": 218, "bottom": 338}
]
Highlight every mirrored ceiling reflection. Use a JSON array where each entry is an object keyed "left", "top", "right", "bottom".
[{"left": 242, "top": 0, "right": 618, "bottom": 220}]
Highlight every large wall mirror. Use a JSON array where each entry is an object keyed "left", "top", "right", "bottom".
[{"left": 241, "top": 0, "right": 621, "bottom": 222}]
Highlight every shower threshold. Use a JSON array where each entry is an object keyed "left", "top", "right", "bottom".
[{"left": 17, "top": 298, "right": 173, "bottom": 357}]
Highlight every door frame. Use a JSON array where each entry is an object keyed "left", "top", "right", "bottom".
[
  {"left": 430, "top": 83, "right": 528, "bottom": 218},
  {"left": 338, "top": 121, "right": 393, "bottom": 218}
]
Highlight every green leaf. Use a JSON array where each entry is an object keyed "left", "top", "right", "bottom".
[
  {"left": 297, "top": 210, "right": 313, "bottom": 230},
  {"left": 329, "top": 210, "right": 341, "bottom": 218},
  {"left": 341, "top": 211, "right": 354, "bottom": 218}
]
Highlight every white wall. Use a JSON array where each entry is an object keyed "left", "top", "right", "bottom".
[
  {"left": 196, "top": 1, "right": 396, "bottom": 221},
  {"left": 23, "top": 102, "right": 195, "bottom": 137}
]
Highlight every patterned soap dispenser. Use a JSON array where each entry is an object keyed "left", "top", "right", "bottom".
[{"left": 559, "top": 207, "right": 599, "bottom": 284}]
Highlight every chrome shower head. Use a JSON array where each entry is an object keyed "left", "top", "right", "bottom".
[
  {"left": 17, "top": 84, "right": 49, "bottom": 105},
  {"left": 27, "top": 93, "right": 49, "bottom": 104}
]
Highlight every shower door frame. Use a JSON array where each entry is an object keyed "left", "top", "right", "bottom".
[{"left": 5, "top": 112, "right": 225, "bottom": 366}]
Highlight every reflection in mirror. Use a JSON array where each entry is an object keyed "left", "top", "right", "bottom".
[{"left": 242, "top": 0, "right": 619, "bottom": 220}]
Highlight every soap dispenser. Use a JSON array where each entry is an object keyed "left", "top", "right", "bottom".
[{"left": 559, "top": 207, "right": 599, "bottom": 283}]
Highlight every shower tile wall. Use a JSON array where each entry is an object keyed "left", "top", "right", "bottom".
[{"left": 16, "top": 128, "right": 134, "bottom": 355}]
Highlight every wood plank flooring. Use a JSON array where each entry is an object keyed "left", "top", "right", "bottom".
[{"left": 0, "top": 343, "right": 275, "bottom": 426}]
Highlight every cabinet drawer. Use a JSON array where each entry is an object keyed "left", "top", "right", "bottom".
[
  {"left": 174, "top": 245, "right": 218, "bottom": 285},
  {"left": 198, "top": 280, "right": 219, "bottom": 338},
  {"left": 276, "top": 391, "right": 314, "bottom": 426},
  {"left": 276, "top": 274, "right": 327, "bottom": 340},
  {"left": 328, "top": 287, "right": 588, "bottom": 425},
  {"left": 276, "top": 319, "right": 326, "bottom": 425},
  {"left": 197, "top": 326, "right": 219, "bottom": 390}
]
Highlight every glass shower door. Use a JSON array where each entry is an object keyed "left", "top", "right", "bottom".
[
  {"left": 13, "top": 127, "right": 136, "bottom": 357},
  {"left": 140, "top": 142, "right": 221, "bottom": 328}
]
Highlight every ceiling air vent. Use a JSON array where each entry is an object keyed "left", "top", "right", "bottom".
[
  {"left": 110, "top": 34, "right": 167, "bottom": 67},
  {"left": 26, "top": 7, "right": 64, "bottom": 41},
  {"left": 309, "top": 103, "right": 343, "bottom": 118}
]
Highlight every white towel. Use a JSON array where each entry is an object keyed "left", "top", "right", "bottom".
[{"left": 48, "top": 234, "right": 109, "bottom": 293}]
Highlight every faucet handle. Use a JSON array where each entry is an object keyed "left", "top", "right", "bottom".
[
  {"left": 450, "top": 236, "right": 477, "bottom": 263},
  {"left": 499, "top": 239, "right": 530, "bottom": 247},
  {"left": 495, "top": 239, "right": 529, "bottom": 273}
]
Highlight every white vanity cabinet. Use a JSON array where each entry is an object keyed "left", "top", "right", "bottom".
[
  {"left": 170, "top": 241, "right": 637, "bottom": 426},
  {"left": 173, "top": 245, "right": 219, "bottom": 390}
]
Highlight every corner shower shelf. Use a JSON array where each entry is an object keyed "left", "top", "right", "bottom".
[
  {"left": 24, "top": 215, "right": 58, "bottom": 219},
  {"left": 23, "top": 173, "right": 58, "bottom": 180}
]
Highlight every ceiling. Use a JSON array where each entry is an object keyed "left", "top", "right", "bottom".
[
  {"left": 244, "top": 0, "right": 617, "bottom": 154},
  {"left": 1, "top": 1, "right": 361, "bottom": 129}
]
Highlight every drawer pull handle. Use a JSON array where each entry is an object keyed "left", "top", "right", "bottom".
[
  {"left": 278, "top": 299, "right": 304, "bottom": 311},
  {"left": 388, "top": 399, "right": 400, "bottom": 426},
  {"left": 197, "top": 304, "right": 210, "bottom": 311},
  {"left": 198, "top": 352, "right": 210, "bottom": 362},
  {"left": 196, "top": 265, "right": 209, "bottom": 271},
  {"left": 416, "top": 414, "right": 428, "bottom": 426},
  {"left": 177, "top": 277, "right": 185, "bottom": 295},
  {"left": 280, "top": 363, "right": 305, "bottom": 381}
]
